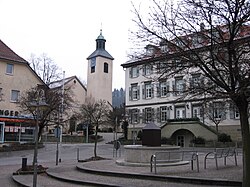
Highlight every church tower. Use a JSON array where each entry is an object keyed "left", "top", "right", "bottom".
[{"left": 86, "top": 30, "right": 114, "bottom": 104}]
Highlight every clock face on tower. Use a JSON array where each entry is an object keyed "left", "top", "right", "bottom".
[{"left": 91, "top": 57, "right": 96, "bottom": 67}]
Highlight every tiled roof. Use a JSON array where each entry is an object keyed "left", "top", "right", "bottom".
[{"left": 0, "top": 40, "right": 27, "bottom": 63}]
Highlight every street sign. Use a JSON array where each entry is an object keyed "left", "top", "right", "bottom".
[{"left": 54, "top": 127, "right": 61, "bottom": 138}]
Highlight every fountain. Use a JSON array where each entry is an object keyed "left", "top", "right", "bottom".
[{"left": 116, "top": 122, "right": 180, "bottom": 166}]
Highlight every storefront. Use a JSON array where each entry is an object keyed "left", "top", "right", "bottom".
[{"left": 0, "top": 117, "right": 35, "bottom": 143}]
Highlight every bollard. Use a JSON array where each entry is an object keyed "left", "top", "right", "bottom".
[
  {"left": 22, "top": 157, "right": 28, "bottom": 171},
  {"left": 77, "top": 148, "right": 79, "bottom": 161}
]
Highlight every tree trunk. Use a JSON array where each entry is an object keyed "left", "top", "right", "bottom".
[
  {"left": 94, "top": 125, "right": 98, "bottom": 158},
  {"left": 235, "top": 97, "right": 250, "bottom": 187}
]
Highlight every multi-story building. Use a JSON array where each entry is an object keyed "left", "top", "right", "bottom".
[
  {"left": 121, "top": 25, "right": 250, "bottom": 146},
  {"left": 0, "top": 39, "right": 45, "bottom": 143}
]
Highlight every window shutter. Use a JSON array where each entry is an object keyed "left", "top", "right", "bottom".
[
  {"left": 157, "top": 108, "right": 161, "bottom": 122},
  {"left": 151, "top": 83, "right": 154, "bottom": 98},
  {"left": 156, "top": 83, "right": 160, "bottom": 97},
  {"left": 172, "top": 80, "right": 175, "bottom": 95},
  {"left": 142, "top": 65, "right": 145, "bottom": 75},
  {"left": 137, "top": 85, "right": 140, "bottom": 100},
  {"left": 142, "top": 109, "right": 146, "bottom": 123},
  {"left": 229, "top": 103, "right": 235, "bottom": 119},
  {"left": 151, "top": 108, "right": 155, "bottom": 122},
  {"left": 183, "top": 82, "right": 186, "bottom": 92},
  {"left": 129, "top": 68, "right": 132, "bottom": 78},
  {"left": 128, "top": 109, "right": 132, "bottom": 123},
  {"left": 136, "top": 67, "right": 139, "bottom": 77},
  {"left": 166, "top": 81, "right": 170, "bottom": 97},
  {"left": 129, "top": 87, "right": 132, "bottom": 101},
  {"left": 142, "top": 84, "right": 145, "bottom": 99}
]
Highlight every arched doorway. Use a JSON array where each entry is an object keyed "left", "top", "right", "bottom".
[{"left": 171, "top": 129, "right": 195, "bottom": 147}]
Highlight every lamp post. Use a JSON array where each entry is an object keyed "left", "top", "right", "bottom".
[{"left": 29, "top": 93, "right": 48, "bottom": 187}]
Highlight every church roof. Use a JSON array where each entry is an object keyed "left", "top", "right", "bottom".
[
  {"left": 0, "top": 40, "right": 27, "bottom": 63},
  {"left": 87, "top": 49, "right": 114, "bottom": 60}
]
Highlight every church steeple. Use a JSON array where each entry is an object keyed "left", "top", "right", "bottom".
[
  {"left": 87, "top": 30, "right": 114, "bottom": 60},
  {"left": 96, "top": 29, "right": 106, "bottom": 50}
]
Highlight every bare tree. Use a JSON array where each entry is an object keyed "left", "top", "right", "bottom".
[
  {"left": 18, "top": 84, "right": 74, "bottom": 139},
  {"left": 29, "top": 53, "right": 62, "bottom": 85},
  {"left": 131, "top": 0, "right": 250, "bottom": 185},
  {"left": 79, "top": 97, "right": 111, "bottom": 158},
  {"left": 204, "top": 101, "right": 227, "bottom": 133}
]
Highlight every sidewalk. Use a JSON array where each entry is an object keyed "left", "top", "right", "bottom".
[{"left": 13, "top": 152, "right": 242, "bottom": 187}]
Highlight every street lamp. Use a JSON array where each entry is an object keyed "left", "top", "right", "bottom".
[{"left": 29, "top": 94, "right": 48, "bottom": 187}]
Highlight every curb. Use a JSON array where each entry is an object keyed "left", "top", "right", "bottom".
[{"left": 76, "top": 163, "right": 242, "bottom": 186}]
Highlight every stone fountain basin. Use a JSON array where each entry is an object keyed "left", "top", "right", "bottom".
[{"left": 123, "top": 145, "right": 180, "bottom": 163}]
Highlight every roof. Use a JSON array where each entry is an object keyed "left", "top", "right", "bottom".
[
  {"left": 0, "top": 39, "right": 47, "bottom": 87},
  {"left": 87, "top": 49, "right": 114, "bottom": 60},
  {"left": 49, "top": 75, "right": 87, "bottom": 91},
  {"left": 121, "top": 24, "right": 250, "bottom": 68},
  {"left": 0, "top": 40, "right": 27, "bottom": 63}
]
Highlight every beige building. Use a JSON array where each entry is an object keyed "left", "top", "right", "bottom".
[
  {"left": 0, "top": 39, "right": 45, "bottom": 143},
  {"left": 49, "top": 76, "right": 87, "bottom": 133}
]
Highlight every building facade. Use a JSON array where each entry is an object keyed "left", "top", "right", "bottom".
[
  {"left": 121, "top": 26, "right": 250, "bottom": 146},
  {"left": 0, "top": 40, "right": 45, "bottom": 143}
]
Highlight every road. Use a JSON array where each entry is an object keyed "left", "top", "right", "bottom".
[{"left": 0, "top": 132, "right": 117, "bottom": 186}]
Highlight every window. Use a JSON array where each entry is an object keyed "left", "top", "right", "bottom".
[
  {"left": 229, "top": 103, "right": 240, "bottom": 119},
  {"left": 104, "top": 62, "right": 108, "bottom": 73},
  {"left": 143, "top": 64, "right": 152, "bottom": 75},
  {"left": 131, "top": 109, "right": 139, "bottom": 123},
  {"left": 142, "top": 82, "right": 153, "bottom": 99},
  {"left": 145, "top": 84, "right": 152, "bottom": 98},
  {"left": 91, "top": 66, "right": 95, "bottom": 73},
  {"left": 210, "top": 102, "right": 226, "bottom": 120},
  {"left": 159, "top": 81, "right": 170, "bottom": 97},
  {"left": 145, "top": 108, "right": 153, "bottom": 123},
  {"left": 160, "top": 106, "right": 168, "bottom": 122},
  {"left": 129, "top": 66, "right": 139, "bottom": 78},
  {"left": 11, "top": 90, "right": 20, "bottom": 102},
  {"left": 190, "top": 74, "right": 203, "bottom": 90},
  {"left": 129, "top": 84, "right": 140, "bottom": 101},
  {"left": 192, "top": 105, "right": 203, "bottom": 119},
  {"left": 173, "top": 77, "right": 185, "bottom": 95},
  {"left": 176, "top": 107, "right": 186, "bottom": 118},
  {"left": 6, "top": 64, "right": 14, "bottom": 75}
]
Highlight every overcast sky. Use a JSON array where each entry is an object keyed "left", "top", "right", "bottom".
[{"left": 0, "top": 0, "right": 147, "bottom": 89}]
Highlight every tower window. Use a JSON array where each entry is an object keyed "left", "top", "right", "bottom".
[
  {"left": 91, "top": 57, "right": 96, "bottom": 73},
  {"left": 104, "top": 62, "right": 108, "bottom": 73},
  {"left": 91, "top": 66, "right": 95, "bottom": 73}
]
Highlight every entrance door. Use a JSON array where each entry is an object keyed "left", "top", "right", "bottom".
[
  {"left": 177, "top": 135, "right": 185, "bottom": 147},
  {"left": 0, "top": 122, "right": 4, "bottom": 143}
]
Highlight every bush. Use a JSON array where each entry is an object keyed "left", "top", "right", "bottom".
[
  {"left": 191, "top": 136, "right": 205, "bottom": 145},
  {"left": 218, "top": 133, "right": 232, "bottom": 143}
]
